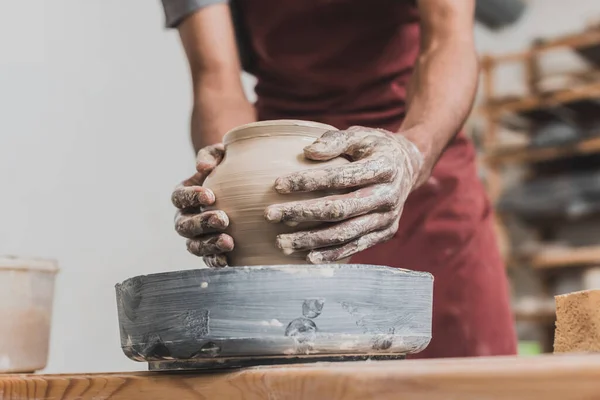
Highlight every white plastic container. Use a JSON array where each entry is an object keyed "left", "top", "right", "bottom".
[{"left": 0, "top": 256, "right": 58, "bottom": 373}]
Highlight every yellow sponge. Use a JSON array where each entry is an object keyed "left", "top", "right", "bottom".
[{"left": 554, "top": 289, "right": 600, "bottom": 353}]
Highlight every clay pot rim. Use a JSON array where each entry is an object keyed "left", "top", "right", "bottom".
[
  {"left": 223, "top": 119, "right": 337, "bottom": 145},
  {"left": 0, "top": 255, "right": 59, "bottom": 273}
]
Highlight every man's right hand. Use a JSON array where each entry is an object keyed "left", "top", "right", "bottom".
[{"left": 172, "top": 143, "right": 232, "bottom": 268}]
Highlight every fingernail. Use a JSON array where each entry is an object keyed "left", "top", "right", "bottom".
[
  {"left": 186, "top": 239, "right": 198, "bottom": 255},
  {"left": 274, "top": 178, "right": 292, "bottom": 193},
  {"left": 305, "top": 142, "right": 328, "bottom": 154},
  {"left": 216, "top": 235, "right": 234, "bottom": 251},
  {"left": 265, "top": 207, "right": 283, "bottom": 222},
  {"left": 197, "top": 189, "right": 215, "bottom": 204},
  {"left": 312, "top": 142, "right": 328, "bottom": 151},
  {"left": 208, "top": 212, "right": 227, "bottom": 229},
  {"left": 196, "top": 161, "right": 214, "bottom": 173},
  {"left": 276, "top": 235, "right": 294, "bottom": 252},
  {"left": 307, "top": 252, "right": 324, "bottom": 264}
]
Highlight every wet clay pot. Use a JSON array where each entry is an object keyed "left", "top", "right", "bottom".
[{"left": 203, "top": 120, "right": 349, "bottom": 266}]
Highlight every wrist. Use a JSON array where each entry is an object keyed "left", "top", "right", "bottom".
[
  {"left": 191, "top": 97, "right": 256, "bottom": 151},
  {"left": 395, "top": 127, "right": 436, "bottom": 188},
  {"left": 192, "top": 69, "right": 256, "bottom": 127}
]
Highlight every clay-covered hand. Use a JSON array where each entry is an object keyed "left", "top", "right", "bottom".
[
  {"left": 171, "top": 144, "right": 232, "bottom": 268},
  {"left": 265, "top": 126, "right": 424, "bottom": 263}
]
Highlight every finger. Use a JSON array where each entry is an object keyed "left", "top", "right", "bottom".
[
  {"left": 175, "top": 210, "right": 229, "bottom": 238},
  {"left": 203, "top": 254, "right": 228, "bottom": 268},
  {"left": 265, "top": 184, "right": 397, "bottom": 223},
  {"left": 180, "top": 143, "right": 226, "bottom": 187},
  {"left": 274, "top": 155, "right": 395, "bottom": 193},
  {"left": 186, "top": 233, "right": 234, "bottom": 257},
  {"left": 171, "top": 186, "right": 215, "bottom": 209},
  {"left": 303, "top": 130, "right": 361, "bottom": 161},
  {"left": 344, "top": 135, "right": 389, "bottom": 160},
  {"left": 196, "top": 143, "right": 225, "bottom": 175},
  {"left": 276, "top": 210, "right": 398, "bottom": 252},
  {"left": 306, "top": 218, "right": 400, "bottom": 264}
]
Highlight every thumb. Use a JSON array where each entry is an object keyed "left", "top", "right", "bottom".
[
  {"left": 182, "top": 143, "right": 225, "bottom": 187},
  {"left": 303, "top": 130, "right": 356, "bottom": 161},
  {"left": 195, "top": 143, "right": 225, "bottom": 176}
]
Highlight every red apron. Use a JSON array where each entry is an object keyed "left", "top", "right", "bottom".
[{"left": 236, "top": 0, "right": 517, "bottom": 357}]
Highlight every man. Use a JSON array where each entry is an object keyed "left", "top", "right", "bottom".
[{"left": 165, "top": 0, "right": 517, "bottom": 358}]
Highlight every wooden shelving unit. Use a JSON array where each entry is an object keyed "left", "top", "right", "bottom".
[
  {"left": 513, "top": 305, "right": 556, "bottom": 323},
  {"left": 486, "top": 135, "right": 600, "bottom": 164},
  {"left": 483, "top": 81, "right": 600, "bottom": 115},
  {"left": 529, "top": 244, "right": 600, "bottom": 269},
  {"left": 480, "top": 25, "right": 600, "bottom": 200},
  {"left": 478, "top": 24, "right": 600, "bottom": 353}
]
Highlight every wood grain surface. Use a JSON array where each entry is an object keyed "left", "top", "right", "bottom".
[{"left": 2, "top": 354, "right": 600, "bottom": 400}]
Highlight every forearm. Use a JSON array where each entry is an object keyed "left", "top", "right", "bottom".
[
  {"left": 399, "top": 0, "right": 478, "bottom": 185},
  {"left": 176, "top": 4, "right": 255, "bottom": 152},
  {"left": 399, "top": 40, "right": 478, "bottom": 184},
  {"left": 191, "top": 72, "right": 255, "bottom": 151}
]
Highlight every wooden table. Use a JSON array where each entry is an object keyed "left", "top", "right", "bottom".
[{"left": 1, "top": 354, "right": 600, "bottom": 400}]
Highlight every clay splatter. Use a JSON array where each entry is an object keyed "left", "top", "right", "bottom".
[
  {"left": 285, "top": 318, "right": 317, "bottom": 343},
  {"left": 183, "top": 309, "right": 210, "bottom": 338},
  {"left": 372, "top": 334, "right": 394, "bottom": 350},
  {"left": 139, "top": 333, "right": 170, "bottom": 358},
  {"left": 261, "top": 319, "right": 284, "bottom": 327},
  {"left": 191, "top": 342, "right": 222, "bottom": 358},
  {"left": 302, "top": 298, "right": 325, "bottom": 319}
]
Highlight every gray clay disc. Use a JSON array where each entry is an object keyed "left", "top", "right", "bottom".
[{"left": 115, "top": 264, "right": 433, "bottom": 368}]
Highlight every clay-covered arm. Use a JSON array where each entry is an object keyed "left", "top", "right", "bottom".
[
  {"left": 400, "top": 0, "right": 478, "bottom": 185},
  {"left": 265, "top": 0, "right": 478, "bottom": 263},
  {"left": 177, "top": 4, "right": 256, "bottom": 152}
]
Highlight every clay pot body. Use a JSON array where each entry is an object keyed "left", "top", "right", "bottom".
[{"left": 203, "top": 120, "right": 349, "bottom": 266}]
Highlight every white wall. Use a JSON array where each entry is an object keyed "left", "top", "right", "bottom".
[
  {"left": 0, "top": 0, "right": 597, "bottom": 373},
  {"left": 475, "top": 0, "right": 599, "bottom": 54},
  {"left": 0, "top": 0, "right": 257, "bottom": 373}
]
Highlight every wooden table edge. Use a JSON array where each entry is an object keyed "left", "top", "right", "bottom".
[{"left": 2, "top": 354, "right": 600, "bottom": 399}]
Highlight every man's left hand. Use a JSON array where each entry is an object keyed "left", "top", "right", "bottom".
[{"left": 265, "top": 126, "right": 425, "bottom": 263}]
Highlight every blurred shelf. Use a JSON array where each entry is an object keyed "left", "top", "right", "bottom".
[
  {"left": 529, "top": 245, "right": 600, "bottom": 269},
  {"left": 481, "top": 82, "right": 600, "bottom": 116},
  {"left": 481, "top": 29, "right": 600, "bottom": 335},
  {"left": 513, "top": 302, "right": 556, "bottom": 323},
  {"left": 514, "top": 310, "right": 555, "bottom": 323},
  {"left": 539, "top": 28, "right": 600, "bottom": 54},
  {"left": 488, "top": 28, "right": 600, "bottom": 63},
  {"left": 486, "top": 136, "right": 600, "bottom": 164},
  {"left": 494, "top": 96, "right": 600, "bottom": 131},
  {"left": 576, "top": 28, "right": 600, "bottom": 66}
]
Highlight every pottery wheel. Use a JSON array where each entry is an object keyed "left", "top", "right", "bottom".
[{"left": 115, "top": 264, "right": 433, "bottom": 371}]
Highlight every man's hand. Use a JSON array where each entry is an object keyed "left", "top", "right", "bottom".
[
  {"left": 172, "top": 144, "right": 232, "bottom": 268},
  {"left": 264, "top": 127, "right": 424, "bottom": 263}
]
